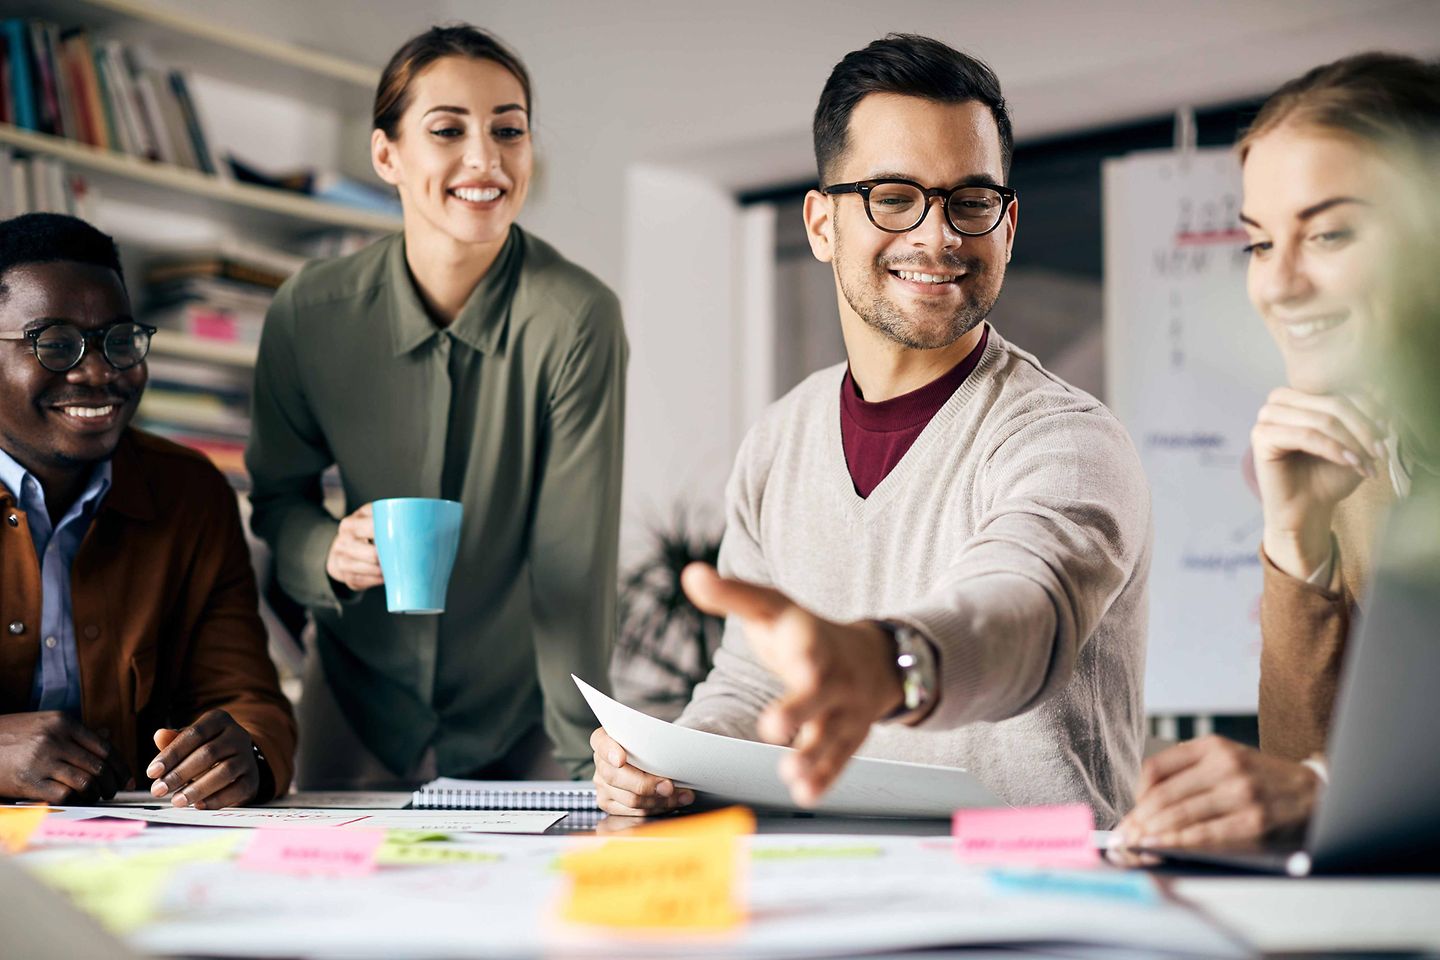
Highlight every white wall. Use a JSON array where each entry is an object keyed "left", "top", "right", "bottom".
[{"left": 151, "top": 0, "right": 1440, "bottom": 547}]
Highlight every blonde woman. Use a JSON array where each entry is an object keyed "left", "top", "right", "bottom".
[{"left": 1117, "top": 52, "right": 1440, "bottom": 854}]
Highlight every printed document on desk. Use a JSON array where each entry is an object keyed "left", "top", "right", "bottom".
[{"left": 575, "top": 675, "right": 1002, "bottom": 817}]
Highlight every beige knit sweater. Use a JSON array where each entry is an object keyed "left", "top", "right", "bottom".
[{"left": 677, "top": 326, "right": 1153, "bottom": 826}]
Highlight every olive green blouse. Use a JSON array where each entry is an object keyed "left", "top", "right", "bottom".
[{"left": 246, "top": 227, "right": 626, "bottom": 778}]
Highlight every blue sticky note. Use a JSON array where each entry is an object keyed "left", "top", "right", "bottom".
[{"left": 986, "top": 867, "right": 1160, "bottom": 905}]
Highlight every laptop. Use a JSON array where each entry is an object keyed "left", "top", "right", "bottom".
[{"left": 1143, "top": 558, "right": 1440, "bottom": 876}]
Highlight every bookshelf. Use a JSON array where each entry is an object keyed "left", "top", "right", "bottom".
[
  {"left": 3, "top": 0, "right": 377, "bottom": 104},
  {"left": 0, "top": 123, "right": 401, "bottom": 235}
]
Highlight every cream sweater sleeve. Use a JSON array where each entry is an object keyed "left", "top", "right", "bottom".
[{"left": 892, "top": 406, "right": 1152, "bottom": 728}]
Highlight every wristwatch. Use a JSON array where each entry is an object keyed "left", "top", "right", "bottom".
[{"left": 878, "top": 621, "right": 938, "bottom": 724}]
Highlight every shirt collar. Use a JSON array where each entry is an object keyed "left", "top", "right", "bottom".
[
  {"left": 0, "top": 445, "right": 112, "bottom": 521},
  {"left": 386, "top": 226, "right": 524, "bottom": 357}
]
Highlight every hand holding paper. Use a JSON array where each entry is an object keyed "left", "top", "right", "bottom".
[
  {"left": 591, "top": 726, "right": 696, "bottom": 816},
  {"left": 680, "top": 563, "right": 905, "bottom": 806}
]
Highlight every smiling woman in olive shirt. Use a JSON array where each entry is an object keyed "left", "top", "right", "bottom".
[{"left": 246, "top": 25, "right": 626, "bottom": 788}]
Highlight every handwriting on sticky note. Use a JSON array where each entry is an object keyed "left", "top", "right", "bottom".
[
  {"left": 0, "top": 806, "right": 50, "bottom": 852},
  {"left": 559, "top": 806, "right": 753, "bottom": 931},
  {"left": 377, "top": 842, "right": 502, "bottom": 865},
  {"left": 239, "top": 827, "right": 384, "bottom": 877},
  {"left": 952, "top": 804, "right": 1096, "bottom": 867},
  {"left": 35, "top": 817, "right": 147, "bottom": 844}
]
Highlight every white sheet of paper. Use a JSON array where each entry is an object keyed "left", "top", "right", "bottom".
[
  {"left": 78, "top": 807, "right": 564, "bottom": 834},
  {"left": 337, "top": 810, "right": 565, "bottom": 833},
  {"left": 574, "top": 674, "right": 1002, "bottom": 817},
  {"left": 91, "top": 808, "right": 366, "bottom": 829},
  {"left": 265, "top": 792, "right": 413, "bottom": 810}
]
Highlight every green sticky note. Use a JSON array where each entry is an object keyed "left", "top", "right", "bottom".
[
  {"left": 377, "top": 842, "right": 502, "bottom": 865},
  {"left": 752, "top": 845, "right": 884, "bottom": 861},
  {"left": 385, "top": 829, "right": 452, "bottom": 845},
  {"left": 30, "top": 832, "right": 244, "bottom": 933}
]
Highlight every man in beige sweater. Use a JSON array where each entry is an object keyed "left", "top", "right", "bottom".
[{"left": 593, "top": 35, "right": 1151, "bottom": 825}]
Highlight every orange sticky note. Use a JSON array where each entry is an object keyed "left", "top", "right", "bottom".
[
  {"left": 0, "top": 806, "right": 51, "bottom": 853},
  {"left": 559, "top": 806, "right": 753, "bottom": 931},
  {"left": 625, "top": 806, "right": 756, "bottom": 838},
  {"left": 952, "top": 804, "right": 1096, "bottom": 867}
]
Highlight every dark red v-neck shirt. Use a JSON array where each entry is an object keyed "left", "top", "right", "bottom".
[{"left": 840, "top": 327, "right": 989, "bottom": 498}]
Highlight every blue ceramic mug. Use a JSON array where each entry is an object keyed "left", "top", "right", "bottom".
[{"left": 371, "top": 498, "right": 463, "bottom": 614}]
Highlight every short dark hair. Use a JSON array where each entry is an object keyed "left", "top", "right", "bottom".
[
  {"left": 813, "top": 34, "right": 1013, "bottom": 183},
  {"left": 374, "top": 23, "right": 532, "bottom": 139},
  {"left": 0, "top": 213, "right": 124, "bottom": 301}
]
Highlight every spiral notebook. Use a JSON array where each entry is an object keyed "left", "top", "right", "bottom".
[{"left": 409, "top": 777, "right": 600, "bottom": 812}]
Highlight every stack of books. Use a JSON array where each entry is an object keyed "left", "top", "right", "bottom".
[
  {"left": 136, "top": 241, "right": 307, "bottom": 486},
  {"left": 1, "top": 18, "right": 221, "bottom": 174},
  {"left": 0, "top": 145, "right": 97, "bottom": 218}
]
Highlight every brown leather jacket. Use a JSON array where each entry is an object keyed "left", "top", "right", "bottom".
[{"left": 0, "top": 430, "right": 295, "bottom": 796}]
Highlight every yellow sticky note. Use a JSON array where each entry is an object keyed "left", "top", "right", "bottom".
[
  {"left": 0, "top": 806, "right": 50, "bottom": 853},
  {"left": 34, "top": 857, "right": 170, "bottom": 933},
  {"left": 559, "top": 806, "right": 754, "bottom": 931}
]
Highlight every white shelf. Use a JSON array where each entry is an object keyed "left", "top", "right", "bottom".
[
  {"left": 3, "top": 0, "right": 378, "bottom": 107},
  {"left": 0, "top": 124, "right": 401, "bottom": 236}
]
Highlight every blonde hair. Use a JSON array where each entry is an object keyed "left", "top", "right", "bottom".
[{"left": 1238, "top": 52, "right": 1440, "bottom": 163}]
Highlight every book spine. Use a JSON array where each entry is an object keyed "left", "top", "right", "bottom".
[
  {"left": 3, "top": 19, "right": 37, "bottom": 131},
  {"left": 27, "top": 20, "right": 59, "bottom": 136},
  {"left": 44, "top": 23, "right": 78, "bottom": 141},
  {"left": 90, "top": 44, "right": 121, "bottom": 153},
  {"left": 70, "top": 33, "right": 110, "bottom": 150},
  {"left": 0, "top": 35, "right": 11, "bottom": 127},
  {"left": 168, "top": 71, "right": 215, "bottom": 175}
]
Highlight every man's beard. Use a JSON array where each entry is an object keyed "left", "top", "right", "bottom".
[{"left": 836, "top": 239, "right": 1002, "bottom": 350}]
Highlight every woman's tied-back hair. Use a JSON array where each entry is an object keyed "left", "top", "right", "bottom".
[{"left": 373, "top": 23, "right": 531, "bottom": 139}]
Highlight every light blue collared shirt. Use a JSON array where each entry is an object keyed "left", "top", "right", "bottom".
[{"left": 0, "top": 447, "right": 112, "bottom": 715}]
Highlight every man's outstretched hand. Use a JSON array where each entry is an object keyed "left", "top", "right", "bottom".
[{"left": 681, "top": 563, "right": 904, "bottom": 806}]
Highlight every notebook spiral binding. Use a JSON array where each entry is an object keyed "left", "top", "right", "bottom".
[{"left": 411, "top": 786, "right": 600, "bottom": 812}]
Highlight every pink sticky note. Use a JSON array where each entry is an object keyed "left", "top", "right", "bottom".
[
  {"left": 238, "top": 827, "right": 384, "bottom": 877},
  {"left": 34, "top": 817, "right": 147, "bottom": 843},
  {"left": 952, "top": 804, "right": 1096, "bottom": 867}
]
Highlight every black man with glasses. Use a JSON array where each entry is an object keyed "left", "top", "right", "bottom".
[
  {"left": 0, "top": 213, "right": 294, "bottom": 808},
  {"left": 592, "top": 36, "right": 1151, "bottom": 826}
]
